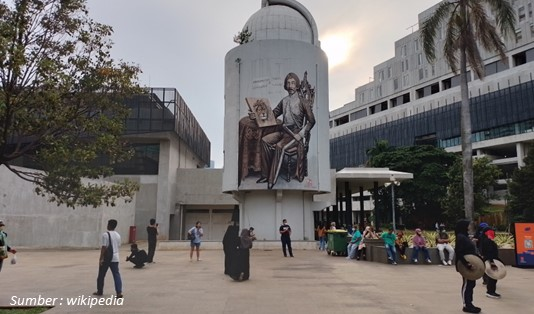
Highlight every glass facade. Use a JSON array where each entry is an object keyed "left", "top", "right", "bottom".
[
  {"left": 330, "top": 80, "right": 534, "bottom": 169},
  {"left": 124, "top": 88, "right": 210, "bottom": 166}
]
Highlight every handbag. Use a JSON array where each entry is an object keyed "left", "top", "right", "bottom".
[
  {"left": 187, "top": 229, "right": 194, "bottom": 240},
  {"left": 103, "top": 232, "right": 113, "bottom": 263}
]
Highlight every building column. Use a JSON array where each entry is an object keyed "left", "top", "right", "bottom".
[
  {"left": 517, "top": 142, "right": 527, "bottom": 168},
  {"left": 344, "top": 182, "right": 352, "bottom": 228},
  {"left": 359, "top": 186, "right": 365, "bottom": 231}
]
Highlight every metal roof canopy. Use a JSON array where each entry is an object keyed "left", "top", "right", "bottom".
[{"left": 335, "top": 167, "right": 413, "bottom": 191}]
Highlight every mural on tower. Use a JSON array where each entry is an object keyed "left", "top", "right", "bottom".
[{"left": 238, "top": 71, "right": 316, "bottom": 190}]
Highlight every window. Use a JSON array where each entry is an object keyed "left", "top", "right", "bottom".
[
  {"left": 431, "top": 65, "right": 436, "bottom": 76},
  {"left": 378, "top": 70, "right": 384, "bottom": 81},
  {"left": 529, "top": 3, "right": 532, "bottom": 17},
  {"left": 334, "top": 115, "right": 349, "bottom": 126},
  {"left": 419, "top": 68, "right": 424, "bottom": 80},
  {"left": 387, "top": 66, "right": 392, "bottom": 78},
  {"left": 402, "top": 45, "right": 407, "bottom": 56},
  {"left": 405, "top": 59, "right": 409, "bottom": 71},
  {"left": 414, "top": 38, "right": 420, "bottom": 51},
  {"left": 418, "top": 53, "right": 423, "bottom": 66},
  {"left": 519, "top": 6, "right": 526, "bottom": 21},
  {"left": 349, "top": 109, "right": 367, "bottom": 121},
  {"left": 376, "top": 85, "right": 382, "bottom": 97},
  {"left": 403, "top": 74, "right": 409, "bottom": 86},
  {"left": 402, "top": 93, "right": 410, "bottom": 104},
  {"left": 359, "top": 92, "right": 365, "bottom": 103},
  {"left": 516, "top": 28, "right": 522, "bottom": 43},
  {"left": 401, "top": 60, "right": 405, "bottom": 72},
  {"left": 393, "top": 78, "right": 399, "bottom": 90}
]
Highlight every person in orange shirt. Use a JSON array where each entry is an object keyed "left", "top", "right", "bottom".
[{"left": 316, "top": 223, "right": 327, "bottom": 251}]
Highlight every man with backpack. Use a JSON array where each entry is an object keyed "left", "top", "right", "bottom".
[{"left": 94, "top": 219, "right": 123, "bottom": 298}]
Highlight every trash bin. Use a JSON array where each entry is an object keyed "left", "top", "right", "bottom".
[
  {"left": 128, "top": 226, "right": 137, "bottom": 243},
  {"left": 326, "top": 230, "right": 349, "bottom": 256}
]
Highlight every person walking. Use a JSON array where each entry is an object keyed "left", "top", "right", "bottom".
[
  {"left": 0, "top": 220, "right": 17, "bottom": 272},
  {"left": 222, "top": 225, "right": 240, "bottom": 276},
  {"left": 231, "top": 228, "right": 256, "bottom": 281},
  {"left": 455, "top": 219, "right": 481, "bottom": 313},
  {"left": 94, "top": 219, "right": 123, "bottom": 298},
  {"left": 146, "top": 218, "right": 159, "bottom": 263},
  {"left": 188, "top": 221, "right": 204, "bottom": 261},
  {"left": 279, "top": 219, "right": 293, "bottom": 257}
]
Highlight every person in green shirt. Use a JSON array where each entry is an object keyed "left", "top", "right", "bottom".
[
  {"left": 346, "top": 226, "right": 362, "bottom": 260},
  {"left": 381, "top": 227, "right": 397, "bottom": 265}
]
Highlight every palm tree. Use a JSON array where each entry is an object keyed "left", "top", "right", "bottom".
[{"left": 421, "top": 0, "right": 516, "bottom": 220}]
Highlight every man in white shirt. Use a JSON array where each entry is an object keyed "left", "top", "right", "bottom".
[{"left": 94, "top": 219, "right": 123, "bottom": 298}]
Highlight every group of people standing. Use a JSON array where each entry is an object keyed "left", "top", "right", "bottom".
[{"left": 94, "top": 218, "right": 161, "bottom": 298}]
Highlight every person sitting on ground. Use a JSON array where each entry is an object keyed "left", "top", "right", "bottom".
[
  {"left": 411, "top": 228, "right": 432, "bottom": 264},
  {"left": 126, "top": 243, "right": 148, "bottom": 268},
  {"left": 381, "top": 227, "right": 397, "bottom": 265},
  {"left": 346, "top": 226, "right": 362, "bottom": 260},
  {"left": 435, "top": 223, "right": 454, "bottom": 266},
  {"left": 395, "top": 230, "right": 408, "bottom": 260}
]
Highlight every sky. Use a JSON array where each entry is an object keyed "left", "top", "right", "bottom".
[{"left": 86, "top": 0, "right": 441, "bottom": 168}]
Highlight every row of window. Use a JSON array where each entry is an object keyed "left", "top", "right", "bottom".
[
  {"left": 439, "top": 119, "right": 534, "bottom": 149},
  {"left": 331, "top": 47, "right": 534, "bottom": 129},
  {"left": 330, "top": 79, "right": 534, "bottom": 169}
]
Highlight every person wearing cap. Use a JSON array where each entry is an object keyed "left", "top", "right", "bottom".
[
  {"left": 0, "top": 220, "right": 17, "bottom": 272},
  {"left": 411, "top": 228, "right": 432, "bottom": 264},
  {"left": 435, "top": 223, "right": 455, "bottom": 266},
  {"left": 455, "top": 219, "right": 482, "bottom": 313},
  {"left": 478, "top": 226, "right": 501, "bottom": 299}
]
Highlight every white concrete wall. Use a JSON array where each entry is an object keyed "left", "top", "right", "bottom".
[
  {"left": 0, "top": 165, "right": 136, "bottom": 248},
  {"left": 239, "top": 190, "right": 329, "bottom": 241}
]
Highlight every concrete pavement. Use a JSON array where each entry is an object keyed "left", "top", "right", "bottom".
[{"left": 1, "top": 244, "right": 533, "bottom": 313}]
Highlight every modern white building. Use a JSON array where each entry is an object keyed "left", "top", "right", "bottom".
[
  {"left": 0, "top": 87, "right": 238, "bottom": 248},
  {"left": 329, "top": 0, "right": 534, "bottom": 203}
]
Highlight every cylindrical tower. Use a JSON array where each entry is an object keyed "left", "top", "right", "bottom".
[{"left": 222, "top": 0, "right": 330, "bottom": 241}]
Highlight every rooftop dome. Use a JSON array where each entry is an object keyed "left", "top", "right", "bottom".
[{"left": 243, "top": 1, "right": 318, "bottom": 45}]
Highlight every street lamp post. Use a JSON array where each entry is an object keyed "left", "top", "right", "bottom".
[{"left": 385, "top": 176, "right": 400, "bottom": 231}]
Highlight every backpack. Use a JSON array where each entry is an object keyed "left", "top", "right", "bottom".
[
  {"left": 103, "top": 232, "right": 114, "bottom": 263},
  {"left": 187, "top": 228, "right": 195, "bottom": 241}
]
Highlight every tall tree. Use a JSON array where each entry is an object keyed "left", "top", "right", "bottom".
[
  {"left": 420, "top": 0, "right": 516, "bottom": 220},
  {"left": 0, "top": 0, "right": 141, "bottom": 208},
  {"left": 508, "top": 146, "right": 534, "bottom": 222},
  {"left": 442, "top": 156, "right": 502, "bottom": 222},
  {"left": 368, "top": 143, "right": 456, "bottom": 228}
]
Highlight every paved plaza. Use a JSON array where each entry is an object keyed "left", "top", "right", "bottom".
[{"left": 1, "top": 245, "right": 533, "bottom": 314}]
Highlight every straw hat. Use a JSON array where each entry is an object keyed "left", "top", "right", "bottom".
[
  {"left": 457, "top": 254, "right": 485, "bottom": 280},
  {"left": 485, "top": 260, "right": 507, "bottom": 280}
]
